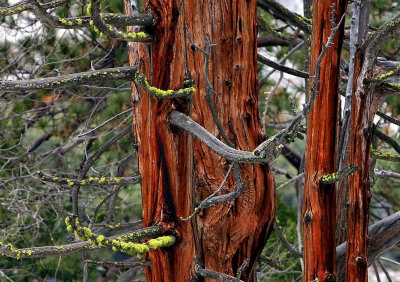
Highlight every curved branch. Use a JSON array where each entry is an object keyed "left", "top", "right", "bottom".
[
  {"left": 168, "top": 111, "right": 265, "bottom": 163},
  {"left": 134, "top": 73, "right": 196, "bottom": 99}
]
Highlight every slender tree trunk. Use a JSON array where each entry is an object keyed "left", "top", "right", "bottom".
[
  {"left": 127, "top": 1, "right": 276, "bottom": 281},
  {"left": 344, "top": 52, "right": 387, "bottom": 282},
  {"left": 302, "top": 1, "right": 347, "bottom": 281}
]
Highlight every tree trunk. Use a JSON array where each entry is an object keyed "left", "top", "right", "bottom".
[
  {"left": 344, "top": 53, "right": 386, "bottom": 282},
  {"left": 128, "top": 1, "right": 276, "bottom": 281},
  {"left": 302, "top": 0, "right": 347, "bottom": 281}
]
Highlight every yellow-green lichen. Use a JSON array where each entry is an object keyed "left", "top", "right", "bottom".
[
  {"left": 148, "top": 236, "right": 174, "bottom": 250},
  {"left": 370, "top": 145, "right": 398, "bottom": 160},
  {"left": 387, "top": 83, "right": 400, "bottom": 90},
  {"left": 376, "top": 70, "right": 394, "bottom": 80},
  {"left": 86, "top": 2, "right": 92, "bottom": 15},
  {"left": 135, "top": 74, "right": 196, "bottom": 98}
]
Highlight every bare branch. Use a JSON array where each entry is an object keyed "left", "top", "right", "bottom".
[
  {"left": 273, "top": 221, "right": 303, "bottom": 258},
  {"left": 196, "top": 265, "right": 244, "bottom": 282},
  {"left": 374, "top": 128, "right": 400, "bottom": 154},
  {"left": 85, "top": 259, "right": 149, "bottom": 269},
  {"left": 374, "top": 169, "right": 400, "bottom": 180},
  {"left": 257, "top": 53, "right": 309, "bottom": 78},
  {"left": 376, "top": 111, "right": 400, "bottom": 126}
]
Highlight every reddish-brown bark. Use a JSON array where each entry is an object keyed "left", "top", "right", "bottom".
[
  {"left": 302, "top": 0, "right": 347, "bottom": 281},
  {"left": 127, "top": 1, "right": 275, "bottom": 281},
  {"left": 344, "top": 56, "right": 387, "bottom": 282}
]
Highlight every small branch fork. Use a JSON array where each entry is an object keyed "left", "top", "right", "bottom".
[{"left": 0, "top": 0, "right": 153, "bottom": 41}]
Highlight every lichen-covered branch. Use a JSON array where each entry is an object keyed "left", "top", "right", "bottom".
[
  {"left": 0, "top": 0, "right": 67, "bottom": 16},
  {"left": 0, "top": 240, "right": 94, "bottom": 260},
  {"left": 370, "top": 145, "right": 400, "bottom": 162},
  {"left": 65, "top": 216, "right": 173, "bottom": 257},
  {"left": 320, "top": 165, "right": 360, "bottom": 184},
  {"left": 0, "top": 66, "right": 138, "bottom": 91},
  {"left": 0, "top": 0, "right": 153, "bottom": 30},
  {"left": 363, "top": 13, "right": 400, "bottom": 61},
  {"left": 37, "top": 170, "right": 141, "bottom": 186},
  {"left": 89, "top": 0, "right": 152, "bottom": 41},
  {"left": 134, "top": 73, "right": 196, "bottom": 99},
  {"left": 0, "top": 223, "right": 162, "bottom": 260}
]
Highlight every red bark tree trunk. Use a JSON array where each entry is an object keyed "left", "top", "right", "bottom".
[
  {"left": 127, "top": 1, "right": 276, "bottom": 281},
  {"left": 302, "top": 1, "right": 347, "bottom": 281},
  {"left": 344, "top": 53, "right": 386, "bottom": 282}
]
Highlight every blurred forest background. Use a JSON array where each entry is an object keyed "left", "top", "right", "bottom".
[{"left": 0, "top": 0, "right": 399, "bottom": 281}]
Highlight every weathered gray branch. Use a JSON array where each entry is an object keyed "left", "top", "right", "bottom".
[
  {"left": 0, "top": 66, "right": 138, "bottom": 92},
  {"left": 196, "top": 265, "right": 244, "bottom": 282},
  {"left": 168, "top": 111, "right": 265, "bottom": 163},
  {"left": 374, "top": 169, "right": 400, "bottom": 180}
]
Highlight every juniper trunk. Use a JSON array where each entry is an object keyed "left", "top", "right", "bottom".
[
  {"left": 302, "top": 0, "right": 347, "bottom": 281},
  {"left": 127, "top": 1, "right": 276, "bottom": 281},
  {"left": 344, "top": 46, "right": 387, "bottom": 282}
]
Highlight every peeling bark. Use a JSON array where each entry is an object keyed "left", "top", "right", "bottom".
[{"left": 127, "top": 1, "right": 276, "bottom": 281}]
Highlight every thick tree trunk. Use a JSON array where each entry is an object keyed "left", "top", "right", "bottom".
[
  {"left": 127, "top": 1, "right": 276, "bottom": 281},
  {"left": 302, "top": 0, "right": 346, "bottom": 281}
]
